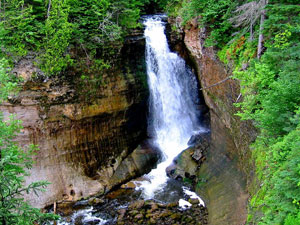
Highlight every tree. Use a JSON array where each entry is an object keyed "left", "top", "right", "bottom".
[
  {"left": 257, "top": 0, "right": 268, "bottom": 59},
  {"left": 229, "top": 1, "right": 262, "bottom": 40},
  {"left": 229, "top": 0, "right": 268, "bottom": 57},
  {"left": 0, "top": 58, "right": 58, "bottom": 224},
  {"left": 40, "top": 0, "right": 73, "bottom": 76}
]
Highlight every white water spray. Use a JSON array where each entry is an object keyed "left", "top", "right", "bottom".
[{"left": 138, "top": 16, "right": 204, "bottom": 198}]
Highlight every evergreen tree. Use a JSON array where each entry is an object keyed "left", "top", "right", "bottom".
[{"left": 0, "top": 58, "right": 58, "bottom": 224}]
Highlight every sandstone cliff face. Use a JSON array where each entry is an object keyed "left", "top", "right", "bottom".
[
  {"left": 0, "top": 37, "right": 149, "bottom": 208},
  {"left": 182, "top": 18, "right": 257, "bottom": 225}
]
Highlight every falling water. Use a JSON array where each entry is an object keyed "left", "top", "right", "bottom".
[
  {"left": 55, "top": 15, "right": 205, "bottom": 224},
  {"left": 138, "top": 15, "right": 204, "bottom": 199}
]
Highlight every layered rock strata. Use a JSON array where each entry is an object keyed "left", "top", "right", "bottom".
[
  {"left": 172, "top": 17, "right": 256, "bottom": 225},
  {"left": 0, "top": 36, "right": 149, "bottom": 208}
]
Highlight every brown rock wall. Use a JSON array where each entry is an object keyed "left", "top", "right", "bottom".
[
  {"left": 182, "top": 18, "right": 256, "bottom": 225},
  {"left": 0, "top": 39, "right": 148, "bottom": 208}
]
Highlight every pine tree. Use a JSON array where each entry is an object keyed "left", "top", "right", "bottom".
[{"left": 0, "top": 58, "right": 58, "bottom": 225}]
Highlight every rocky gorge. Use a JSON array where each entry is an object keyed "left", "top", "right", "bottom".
[
  {"left": 0, "top": 15, "right": 256, "bottom": 225},
  {"left": 172, "top": 17, "right": 257, "bottom": 224}
]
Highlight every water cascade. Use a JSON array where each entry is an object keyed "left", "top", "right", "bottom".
[
  {"left": 56, "top": 15, "right": 206, "bottom": 224},
  {"left": 138, "top": 15, "right": 205, "bottom": 199}
]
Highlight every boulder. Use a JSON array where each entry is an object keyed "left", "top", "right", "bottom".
[
  {"left": 109, "top": 143, "right": 160, "bottom": 189},
  {"left": 167, "top": 132, "right": 210, "bottom": 182}
]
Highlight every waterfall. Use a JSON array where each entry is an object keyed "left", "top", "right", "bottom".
[
  {"left": 55, "top": 16, "right": 205, "bottom": 224},
  {"left": 138, "top": 15, "right": 204, "bottom": 198}
]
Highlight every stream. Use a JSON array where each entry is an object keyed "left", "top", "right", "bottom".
[{"left": 56, "top": 15, "right": 207, "bottom": 225}]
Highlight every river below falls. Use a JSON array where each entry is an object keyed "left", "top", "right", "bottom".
[{"left": 55, "top": 179, "right": 207, "bottom": 225}]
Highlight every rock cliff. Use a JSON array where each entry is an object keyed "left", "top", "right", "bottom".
[
  {"left": 179, "top": 17, "right": 256, "bottom": 225},
  {"left": 0, "top": 34, "right": 150, "bottom": 208}
]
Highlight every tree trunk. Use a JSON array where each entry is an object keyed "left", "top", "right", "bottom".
[
  {"left": 47, "top": 0, "right": 51, "bottom": 18},
  {"left": 257, "top": 0, "right": 268, "bottom": 59},
  {"left": 250, "top": 22, "right": 253, "bottom": 41}
]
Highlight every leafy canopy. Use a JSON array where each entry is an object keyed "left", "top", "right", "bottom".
[{"left": 0, "top": 0, "right": 152, "bottom": 76}]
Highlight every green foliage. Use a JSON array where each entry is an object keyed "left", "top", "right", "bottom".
[
  {"left": 40, "top": 0, "right": 73, "bottom": 75},
  {"left": 165, "top": 0, "right": 237, "bottom": 48},
  {"left": 235, "top": 44, "right": 300, "bottom": 136},
  {"left": 218, "top": 35, "right": 257, "bottom": 68},
  {"left": 0, "top": 0, "right": 43, "bottom": 56},
  {"left": 264, "top": 2, "right": 300, "bottom": 47},
  {"left": 0, "top": 0, "right": 150, "bottom": 76},
  {"left": 183, "top": 177, "right": 193, "bottom": 185},
  {"left": 76, "top": 58, "right": 110, "bottom": 99},
  {"left": 0, "top": 58, "right": 58, "bottom": 224},
  {"left": 232, "top": 2, "right": 300, "bottom": 223},
  {"left": 0, "top": 115, "right": 58, "bottom": 224},
  {"left": 249, "top": 118, "right": 300, "bottom": 224},
  {"left": 285, "top": 212, "right": 300, "bottom": 225},
  {"left": 0, "top": 59, "right": 18, "bottom": 100}
]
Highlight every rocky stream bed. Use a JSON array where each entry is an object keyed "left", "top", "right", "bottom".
[
  {"left": 54, "top": 187, "right": 208, "bottom": 225},
  {"left": 52, "top": 131, "right": 210, "bottom": 225}
]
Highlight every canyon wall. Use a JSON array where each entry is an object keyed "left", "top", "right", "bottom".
[
  {"left": 0, "top": 34, "right": 149, "bottom": 208},
  {"left": 181, "top": 18, "right": 256, "bottom": 225}
]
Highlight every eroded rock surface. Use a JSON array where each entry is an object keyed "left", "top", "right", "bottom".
[
  {"left": 169, "top": 17, "right": 258, "bottom": 225},
  {"left": 0, "top": 37, "right": 149, "bottom": 208}
]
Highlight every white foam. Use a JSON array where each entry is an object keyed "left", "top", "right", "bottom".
[
  {"left": 179, "top": 199, "right": 192, "bottom": 209},
  {"left": 56, "top": 207, "right": 107, "bottom": 225},
  {"left": 183, "top": 186, "right": 205, "bottom": 206},
  {"left": 139, "top": 15, "right": 203, "bottom": 199}
]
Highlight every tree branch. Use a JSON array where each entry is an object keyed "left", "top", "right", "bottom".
[{"left": 200, "top": 76, "right": 232, "bottom": 90}]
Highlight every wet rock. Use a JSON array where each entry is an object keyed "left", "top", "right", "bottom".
[
  {"left": 189, "top": 198, "right": 200, "bottom": 205},
  {"left": 170, "top": 212, "right": 181, "bottom": 220},
  {"left": 109, "top": 144, "right": 160, "bottom": 189},
  {"left": 166, "top": 202, "right": 178, "bottom": 208},
  {"left": 167, "top": 148, "right": 198, "bottom": 181},
  {"left": 88, "top": 198, "right": 104, "bottom": 206},
  {"left": 117, "top": 199, "right": 208, "bottom": 225},
  {"left": 56, "top": 201, "right": 75, "bottom": 216},
  {"left": 121, "top": 181, "right": 137, "bottom": 189},
  {"left": 159, "top": 210, "right": 172, "bottom": 218},
  {"left": 129, "top": 200, "right": 145, "bottom": 209},
  {"left": 129, "top": 210, "right": 139, "bottom": 216},
  {"left": 135, "top": 213, "right": 144, "bottom": 219},
  {"left": 187, "top": 132, "right": 210, "bottom": 162},
  {"left": 151, "top": 203, "right": 158, "bottom": 211},
  {"left": 72, "top": 200, "right": 89, "bottom": 210},
  {"left": 117, "top": 208, "right": 127, "bottom": 220},
  {"left": 166, "top": 163, "right": 176, "bottom": 177},
  {"left": 149, "top": 218, "right": 156, "bottom": 224},
  {"left": 145, "top": 213, "right": 152, "bottom": 218},
  {"left": 167, "top": 132, "right": 210, "bottom": 184}
]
